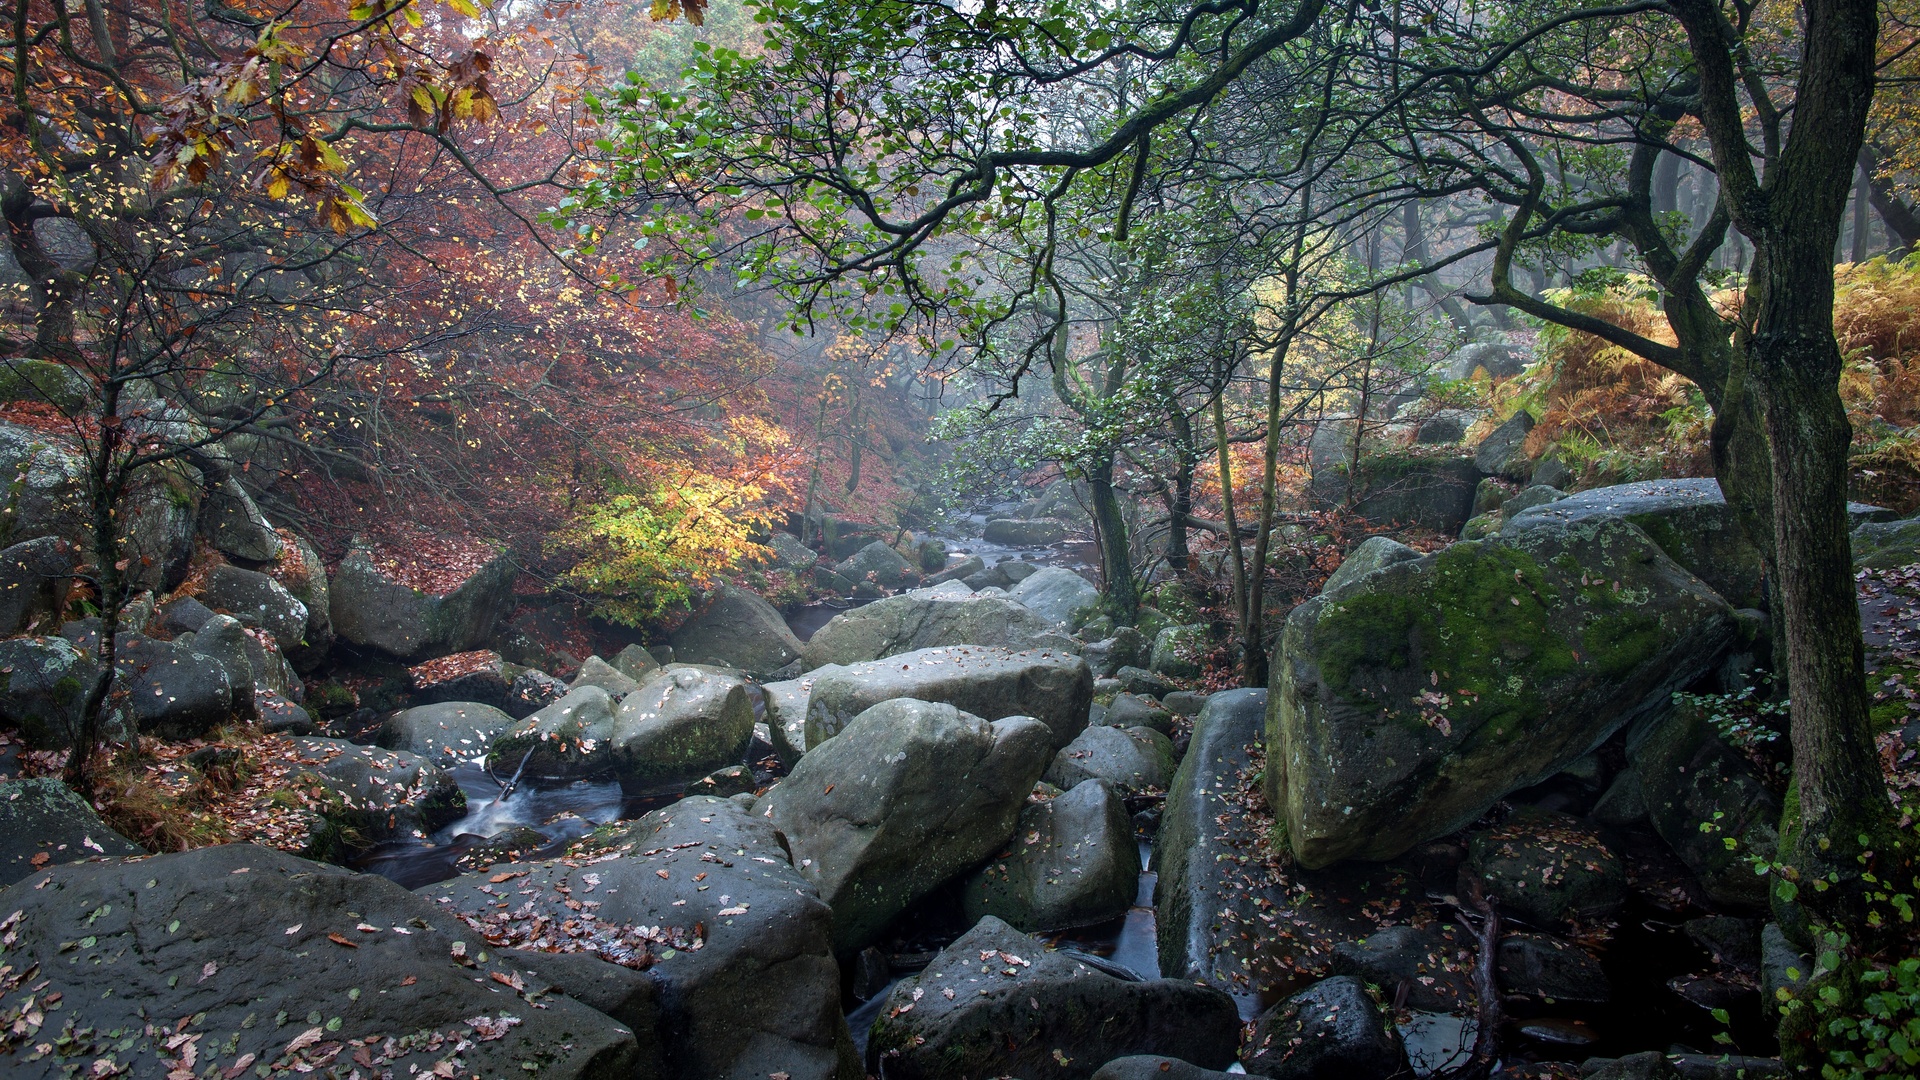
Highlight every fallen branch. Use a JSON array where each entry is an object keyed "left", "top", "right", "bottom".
[{"left": 1437, "top": 877, "right": 1503, "bottom": 1080}]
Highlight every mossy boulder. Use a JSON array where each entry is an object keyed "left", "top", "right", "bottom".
[
  {"left": 804, "top": 645, "right": 1092, "bottom": 753},
  {"left": 1504, "top": 477, "right": 1766, "bottom": 608},
  {"left": 982, "top": 517, "right": 1067, "bottom": 546},
  {"left": 667, "top": 582, "right": 803, "bottom": 678},
  {"left": 0, "top": 634, "right": 103, "bottom": 748},
  {"left": 0, "top": 358, "right": 89, "bottom": 412},
  {"left": 288, "top": 737, "right": 466, "bottom": 848},
  {"left": 1626, "top": 702, "right": 1781, "bottom": 909},
  {"left": 0, "top": 776, "right": 144, "bottom": 887},
  {"left": 959, "top": 777, "right": 1140, "bottom": 933},
  {"left": 1851, "top": 516, "right": 1920, "bottom": 570},
  {"left": 1464, "top": 806, "right": 1627, "bottom": 926},
  {"left": 1267, "top": 517, "right": 1737, "bottom": 868},
  {"left": 380, "top": 699, "right": 518, "bottom": 761},
  {"left": 1149, "top": 623, "right": 1208, "bottom": 678},
  {"left": 488, "top": 686, "right": 618, "bottom": 780},
  {"left": 608, "top": 664, "right": 754, "bottom": 794},
  {"left": 1243, "top": 975, "right": 1406, "bottom": 1080},
  {"left": 328, "top": 540, "right": 517, "bottom": 660},
  {"left": 1008, "top": 566, "right": 1102, "bottom": 627},
  {"left": 800, "top": 587, "right": 1071, "bottom": 669}
]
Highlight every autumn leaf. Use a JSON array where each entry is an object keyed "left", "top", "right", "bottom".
[{"left": 326, "top": 932, "right": 358, "bottom": 948}]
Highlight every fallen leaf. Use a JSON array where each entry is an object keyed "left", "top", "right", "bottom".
[
  {"left": 284, "top": 1027, "right": 324, "bottom": 1054},
  {"left": 29, "top": 852, "right": 49, "bottom": 868},
  {"left": 198, "top": 962, "right": 217, "bottom": 983},
  {"left": 326, "top": 933, "right": 358, "bottom": 948},
  {"left": 400, "top": 975, "right": 417, "bottom": 987},
  {"left": 284, "top": 924, "right": 301, "bottom": 936}
]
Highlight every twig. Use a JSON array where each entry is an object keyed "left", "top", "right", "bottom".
[{"left": 1436, "top": 877, "right": 1503, "bottom": 1080}]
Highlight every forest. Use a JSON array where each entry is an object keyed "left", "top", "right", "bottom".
[{"left": 1, "top": 0, "right": 1918, "bottom": 1077}]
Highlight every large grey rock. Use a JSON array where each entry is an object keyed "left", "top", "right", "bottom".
[
  {"left": 927, "top": 552, "right": 986, "bottom": 585},
  {"left": 1415, "top": 409, "right": 1476, "bottom": 445},
  {"left": 183, "top": 613, "right": 259, "bottom": 717},
  {"left": 489, "top": 685, "right": 619, "bottom": 780},
  {"left": 1149, "top": 623, "right": 1207, "bottom": 678},
  {"left": 959, "top": 778, "right": 1140, "bottom": 933},
  {"left": 1505, "top": 484, "right": 1568, "bottom": 516},
  {"left": 865, "top": 916, "right": 1241, "bottom": 1079},
  {"left": 1083, "top": 626, "right": 1148, "bottom": 678},
  {"left": 612, "top": 642, "right": 662, "bottom": 682},
  {"left": 834, "top": 540, "right": 915, "bottom": 590},
  {"left": 1852, "top": 517, "right": 1920, "bottom": 570},
  {"left": 109, "top": 632, "right": 235, "bottom": 740},
  {"left": 767, "top": 699, "right": 1053, "bottom": 954},
  {"left": 0, "top": 420, "right": 85, "bottom": 548},
  {"left": 1628, "top": 703, "right": 1781, "bottom": 908},
  {"left": 1267, "top": 517, "right": 1737, "bottom": 868},
  {"left": 668, "top": 583, "right": 804, "bottom": 677},
  {"left": 422, "top": 796, "right": 856, "bottom": 1080},
  {"left": 801, "top": 588, "right": 1071, "bottom": 669},
  {"left": 0, "top": 357, "right": 89, "bottom": 411},
  {"left": 982, "top": 517, "right": 1067, "bottom": 546},
  {"left": 766, "top": 529, "right": 820, "bottom": 572},
  {"left": 571, "top": 654, "right": 642, "bottom": 697},
  {"left": 1243, "top": 975, "right": 1406, "bottom": 1079},
  {"left": 0, "top": 535, "right": 72, "bottom": 635},
  {"left": 610, "top": 664, "right": 755, "bottom": 793},
  {"left": 268, "top": 531, "right": 333, "bottom": 670},
  {"left": 1321, "top": 535, "right": 1421, "bottom": 598},
  {"left": 0, "top": 634, "right": 102, "bottom": 748},
  {"left": 1474, "top": 412, "right": 1536, "bottom": 480},
  {"left": 1444, "top": 341, "right": 1526, "bottom": 381},
  {"left": 329, "top": 540, "right": 517, "bottom": 659},
  {"left": 1045, "top": 724, "right": 1175, "bottom": 795},
  {"left": 1331, "top": 926, "right": 1473, "bottom": 1012},
  {"left": 1008, "top": 566, "right": 1102, "bottom": 627},
  {"left": 1092, "top": 1058, "right": 1240, "bottom": 1080},
  {"left": 0, "top": 776, "right": 143, "bottom": 887},
  {"left": 804, "top": 645, "right": 1092, "bottom": 752},
  {"left": 199, "top": 474, "right": 282, "bottom": 562},
  {"left": 761, "top": 664, "right": 847, "bottom": 768},
  {"left": 1104, "top": 692, "right": 1173, "bottom": 735},
  {"left": 1505, "top": 477, "right": 1767, "bottom": 608},
  {"left": 1465, "top": 806, "right": 1627, "bottom": 925},
  {"left": 289, "top": 737, "right": 465, "bottom": 847},
  {"left": 198, "top": 562, "right": 308, "bottom": 651},
  {"left": 0, "top": 844, "right": 645, "bottom": 1080},
  {"left": 1317, "top": 453, "right": 1482, "bottom": 534},
  {"left": 1498, "top": 932, "right": 1611, "bottom": 1004},
  {"left": 380, "top": 699, "right": 519, "bottom": 761}
]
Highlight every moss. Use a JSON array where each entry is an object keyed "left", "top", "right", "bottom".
[{"left": 1582, "top": 611, "right": 1666, "bottom": 678}]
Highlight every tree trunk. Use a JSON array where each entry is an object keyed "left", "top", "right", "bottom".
[
  {"left": 1860, "top": 144, "right": 1920, "bottom": 256},
  {"left": 1213, "top": 392, "right": 1250, "bottom": 676},
  {"left": 1087, "top": 455, "right": 1137, "bottom": 622},
  {"left": 1166, "top": 407, "right": 1194, "bottom": 573}
]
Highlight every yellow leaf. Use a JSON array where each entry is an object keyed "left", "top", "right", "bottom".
[{"left": 443, "top": 0, "right": 484, "bottom": 16}]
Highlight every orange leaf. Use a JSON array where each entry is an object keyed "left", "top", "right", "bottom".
[{"left": 326, "top": 932, "right": 358, "bottom": 948}]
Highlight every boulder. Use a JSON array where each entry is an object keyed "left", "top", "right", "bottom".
[
  {"left": 1474, "top": 412, "right": 1536, "bottom": 480},
  {"left": 959, "top": 778, "right": 1140, "bottom": 933},
  {"left": 1149, "top": 623, "right": 1207, "bottom": 678},
  {"left": 380, "top": 699, "right": 519, "bottom": 761},
  {"left": 1760, "top": 923, "right": 1811, "bottom": 1005},
  {"left": 1498, "top": 932, "right": 1610, "bottom": 1003},
  {"left": 1161, "top": 690, "right": 1207, "bottom": 716},
  {"left": 1588, "top": 1052, "right": 1685, "bottom": 1080},
  {"left": 1415, "top": 409, "right": 1475, "bottom": 445},
  {"left": 834, "top": 540, "right": 915, "bottom": 590},
  {"left": 407, "top": 648, "right": 511, "bottom": 707},
  {"left": 865, "top": 916, "right": 1241, "bottom": 1079},
  {"left": 916, "top": 538, "right": 949, "bottom": 571},
  {"left": 767, "top": 699, "right": 1053, "bottom": 954},
  {"left": 0, "top": 357, "right": 88, "bottom": 411},
  {"left": 182, "top": 613, "right": 259, "bottom": 717},
  {"left": 0, "top": 776, "right": 143, "bottom": 887},
  {"left": 927, "top": 553, "right": 986, "bottom": 585},
  {"left": 0, "top": 634, "right": 102, "bottom": 748},
  {"left": 570, "top": 654, "right": 641, "bottom": 697},
  {"left": 1444, "top": 341, "right": 1526, "bottom": 381},
  {"left": 801, "top": 587, "right": 1072, "bottom": 669},
  {"left": 0, "top": 535, "right": 72, "bottom": 635},
  {"left": 268, "top": 531, "right": 333, "bottom": 670},
  {"left": 1628, "top": 703, "right": 1781, "bottom": 908},
  {"left": 1505, "top": 484, "right": 1569, "bottom": 516},
  {"left": 761, "top": 664, "right": 847, "bottom": 767},
  {"left": 490, "top": 685, "right": 619, "bottom": 781},
  {"left": 668, "top": 583, "right": 804, "bottom": 677},
  {"left": 1103, "top": 692, "right": 1173, "bottom": 735},
  {"left": 328, "top": 540, "right": 517, "bottom": 659},
  {"left": 1267, "top": 517, "right": 1737, "bottom": 867},
  {"left": 198, "top": 562, "right": 309, "bottom": 651},
  {"left": 0, "top": 844, "right": 646, "bottom": 1080},
  {"left": 1045, "top": 725, "right": 1175, "bottom": 794},
  {"left": 1852, "top": 516, "right": 1920, "bottom": 569},
  {"left": 610, "top": 664, "right": 755, "bottom": 793},
  {"left": 804, "top": 645, "right": 1092, "bottom": 752},
  {"left": 1530, "top": 455, "right": 1576, "bottom": 490},
  {"left": 0, "top": 421, "right": 85, "bottom": 548},
  {"left": 1331, "top": 926, "right": 1473, "bottom": 1012},
  {"left": 1504, "top": 477, "right": 1766, "bottom": 608},
  {"left": 1318, "top": 453, "right": 1483, "bottom": 535},
  {"left": 109, "top": 632, "right": 235, "bottom": 740},
  {"left": 612, "top": 642, "right": 662, "bottom": 681},
  {"left": 1092, "top": 1058, "right": 1240, "bottom": 1080},
  {"left": 1465, "top": 806, "right": 1627, "bottom": 925},
  {"left": 1321, "top": 535, "right": 1421, "bottom": 598},
  {"left": 199, "top": 475, "right": 283, "bottom": 562},
  {"left": 1460, "top": 510, "right": 1503, "bottom": 540},
  {"left": 1242, "top": 976, "right": 1406, "bottom": 1080},
  {"left": 422, "top": 796, "right": 856, "bottom": 1080},
  {"left": 767, "top": 529, "right": 821, "bottom": 572},
  {"left": 983, "top": 517, "right": 1067, "bottom": 546},
  {"left": 289, "top": 737, "right": 465, "bottom": 847},
  {"left": 1116, "top": 665, "right": 1174, "bottom": 698},
  {"left": 1008, "top": 566, "right": 1102, "bottom": 627},
  {"left": 1083, "top": 627, "right": 1148, "bottom": 678}
]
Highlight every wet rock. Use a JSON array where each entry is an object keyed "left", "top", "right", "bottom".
[
  {"left": 490, "top": 686, "right": 618, "bottom": 780},
  {"left": 257, "top": 691, "right": 314, "bottom": 734},
  {"left": 610, "top": 665, "right": 755, "bottom": 793},
  {"left": 0, "top": 776, "right": 143, "bottom": 887},
  {"left": 1505, "top": 478, "right": 1766, "bottom": 608},
  {"left": 1668, "top": 1054, "right": 1789, "bottom": 1080},
  {"left": 612, "top": 642, "right": 661, "bottom": 682},
  {"left": 927, "top": 553, "right": 985, "bottom": 585},
  {"left": 198, "top": 563, "right": 308, "bottom": 652},
  {"left": 1242, "top": 975, "right": 1407, "bottom": 1080},
  {"left": 688, "top": 763, "right": 756, "bottom": 798},
  {"left": 0, "top": 634, "right": 104, "bottom": 748},
  {"left": 1585, "top": 1051, "right": 1684, "bottom": 1080},
  {"left": 1268, "top": 517, "right": 1737, "bottom": 868},
  {"left": 155, "top": 594, "right": 216, "bottom": 636},
  {"left": 1518, "top": 1017, "right": 1600, "bottom": 1048},
  {"left": 768, "top": 699, "right": 1052, "bottom": 954},
  {"left": 835, "top": 540, "right": 916, "bottom": 591},
  {"left": 109, "top": 632, "right": 235, "bottom": 740},
  {"left": 1045, "top": 725, "right": 1175, "bottom": 795},
  {"left": 0, "top": 535, "right": 72, "bottom": 635},
  {"left": 1092, "top": 1058, "right": 1240, "bottom": 1080},
  {"left": 1760, "top": 923, "right": 1811, "bottom": 1005},
  {"left": 668, "top": 583, "right": 804, "bottom": 677},
  {"left": 1117, "top": 665, "right": 1175, "bottom": 698},
  {"left": 761, "top": 664, "right": 846, "bottom": 768},
  {"left": 0, "top": 843, "right": 646, "bottom": 1080},
  {"left": 983, "top": 517, "right": 1067, "bottom": 546},
  {"left": 1330, "top": 926, "right": 1473, "bottom": 1012},
  {"left": 1465, "top": 807, "right": 1627, "bottom": 926},
  {"left": 1685, "top": 915, "right": 1762, "bottom": 973},
  {"left": 1149, "top": 624, "right": 1207, "bottom": 678},
  {"left": 1628, "top": 704, "right": 1780, "bottom": 908},
  {"left": 426, "top": 796, "right": 854, "bottom": 1080},
  {"left": 1104, "top": 692, "right": 1174, "bottom": 735},
  {"left": 290, "top": 737, "right": 465, "bottom": 847},
  {"left": 1315, "top": 453, "right": 1482, "bottom": 534},
  {"left": 328, "top": 540, "right": 517, "bottom": 659},
  {"left": 959, "top": 778, "right": 1140, "bottom": 932},
  {"left": 570, "top": 654, "right": 641, "bottom": 698},
  {"left": 406, "top": 647, "right": 510, "bottom": 708},
  {"left": 183, "top": 614, "right": 260, "bottom": 717},
  {"left": 1084, "top": 627, "right": 1149, "bottom": 678},
  {"left": 1009, "top": 566, "right": 1102, "bottom": 627},
  {"left": 1475, "top": 413, "right": 1536, "bottom": 481},
  {"left": 802, "top": 588, "right": 1071, "bottom": 669},
  {"left": 866, "top": 916, "right": 1240, "bottom": 1079},
  {"left": 508, "top": 668, "right": 567, "bottom": 717},
  {"left": 379, "top": 699, "right": 518, "bottom": 761},
  {"left": 1497, "top": 932, "right": 1610, "bottom": 1004},
  {"left": 1592, "top": 767, "right": 1649, "bottom": 826},
  {"left": 1852, "top": 517, "right": 1920, "bottom": 569},
  {"left": 804, "top": 645, "right": 1092, "bottom": 753}
]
